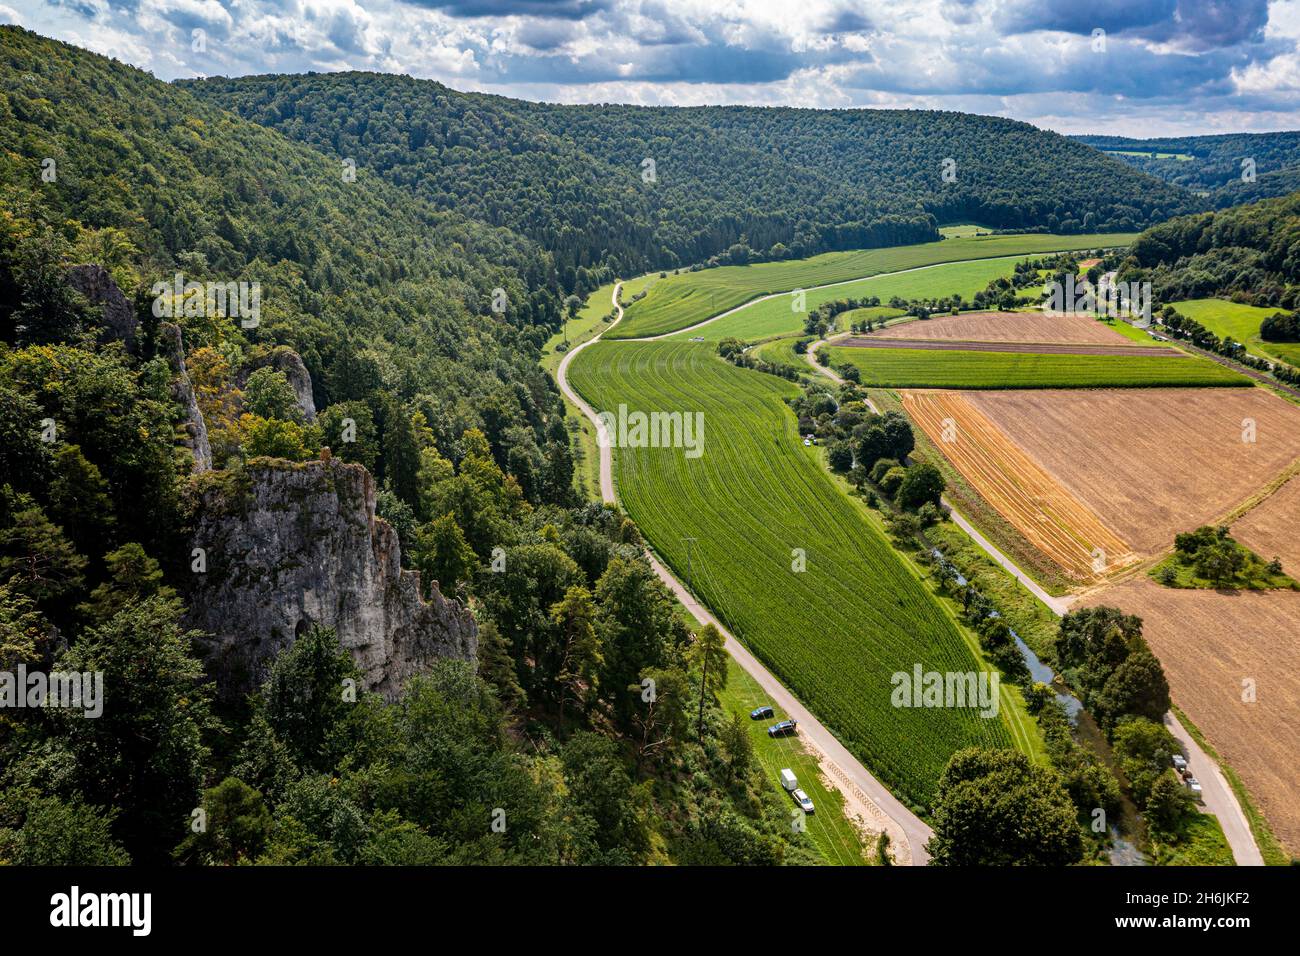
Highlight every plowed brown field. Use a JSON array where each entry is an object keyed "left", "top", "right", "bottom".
[
  {"left": 964, "top": 388, "right": 1300, "bottom": 558},
  {"left": 1082, "top": 580, "right": 1300, "bottom": 855},
  {"left": 1233, "top": 472, "right": 1300, "bottom": 576},
  {"left": 903, "top": 390, "right": 1136, "bottom": 582},
  {"left": 872, "top": 310, "right": 1133, "bottom": 346}
]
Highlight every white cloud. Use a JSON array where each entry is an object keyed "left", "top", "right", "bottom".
[{"left": 6, "top": 0, "right": 1300, "bottom": 133}]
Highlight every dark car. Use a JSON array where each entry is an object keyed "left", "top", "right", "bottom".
[
  {"left": 767, "top": 719, "right": 797, "bottom": 738},
  {"left": 750, "top": 705, "right": 775, "bottom": 720}
]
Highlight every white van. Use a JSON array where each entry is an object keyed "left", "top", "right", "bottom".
[{"left": 780, "top": 769, "right": 798, "bottom": 791}]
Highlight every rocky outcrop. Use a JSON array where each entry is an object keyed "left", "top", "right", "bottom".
[
  {"left": 239, "top": 346, "right": 317, "bottom": 423},
  {"left": 185, "top": 457, "right": 476, "bottom": 699},
  {"left": 65, "top": 264, "right": 211, "bottom": 473},
  {"left": 160, "top": 322, "right": 213, "bottom": 473},
  {"left": 67, "top": 263, "right": 139, "bottom": 352}
]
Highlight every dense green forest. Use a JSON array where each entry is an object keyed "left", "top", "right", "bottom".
[
  {"left": 0, "top": 27, "right": 812, "bottom": 865},
  {"left": 187, "top": 72, "right": 1195, "bottom": 280},
  {"left": 1122, "top": 190, "right": 1300, "bottom": 310},
  {"left": 1074, "top": 132, "right": 1300, "bottom": 210}
]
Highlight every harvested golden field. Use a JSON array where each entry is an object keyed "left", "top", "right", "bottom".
[
  {"left": 872, "top": 310, "right": 1131, "bottom": 346},
  {"left": 1082, "top": 580, "right": 1300, "bottom": 856},
  {"left": 1233, "top": 472, "right": 1300, "bottom": 576},
  {"left": 902, "top": 390, "right": 1136, "bottom": 582},
  {"left": 964, "top": 388, "right": 1300, "bottom": 558}
]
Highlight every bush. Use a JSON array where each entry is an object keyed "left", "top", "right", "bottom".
[
  {"left": 879, "top": 466, "right": 907, "bottom": 497},
  {"left": 870, "top": 457, "right": 900, "bottom": 483}
]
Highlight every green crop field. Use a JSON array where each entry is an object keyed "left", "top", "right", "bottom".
[
  {"left": 610, "top": 233, "right": 1138, "bottom": 339},
  {"left": 568, "top": 339, "right": 1015, "bottom": 811},
  {"left": 752, "top": 335, "right": 812, "bottom": 371},
  {"left": 670, "top": 257, "right": 1024, "bottom": 343},
  {"left": 1170, "top": 298, "right": 1300, "bottom": 370},
  {"left": 826, "top": 345, "right": 1251, "bottom": 389}
]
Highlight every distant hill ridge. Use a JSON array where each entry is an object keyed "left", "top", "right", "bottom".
[{"left": 184, "top": 70, "right": 1197, "bottom": 280}]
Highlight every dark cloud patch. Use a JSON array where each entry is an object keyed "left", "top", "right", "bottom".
[
  {"left": 512, "top": 19, "right": 573, "bottom": 50},
  {"left": 997, "top": 0, "right": 1176, "bottom": 36},
  {"left": 997, "top": 0, "right": 1269, "bottom": 51},
  {"left": 482, "top": 40, "right": 806, "bottom": 85},
  {"left": 840, "top": 35, "right": 1250, "bottom": 100},
  {"left": 821, "top": 5, "right": 873, "bottom": 33},
  {"left": 399, "top": 0, "right": 612, "bottom": 19}
]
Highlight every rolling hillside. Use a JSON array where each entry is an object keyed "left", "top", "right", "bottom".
[{"left": 187, "top": 71, "right": 1196, "bottom": 282}]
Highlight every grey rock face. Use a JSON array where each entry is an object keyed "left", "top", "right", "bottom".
[
  {"left": 239, "top": 346, "right": 318, "bottom": 423},
  {"left": 186, "top": 457, "right": 477, "bottom": 699},
  {"left": 159, "top": 322, "right": 213, "bottom": 473},
  {"left": 67, "top": 264, "right": 139, "bottom": 352}
]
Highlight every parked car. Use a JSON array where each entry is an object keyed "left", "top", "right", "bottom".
[
  {"left": 1186, "top": 776, "right": 1203, "bottom": 798},
  {"left": 1172, "top": 754, "right": 1188, "bottom": 772},
  {"left": 792, "top": 789, "right": 815, "bottom": 814},
  {"left": 750, "top": 705, "right": 774, "bottom": 720},
  {"left": 768, "top": 719, "right": 797, "bottom": 738},
  {"left": 802, "top": 438, "right": 811, "bottom": 447},
  {"left": 779, "top": 769, "right": 798, "bottom": 791}
]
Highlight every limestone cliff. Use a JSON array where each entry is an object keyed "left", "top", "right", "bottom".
[
  {"left": 185, "top": 457, "right": 477, "bottom": 699},
  {"left": 159, "top": 322, "right": 213, "bottom": 473},
  {"left": 239, "top": 346, "right": 318, "bottom": 423},
  {"left": 67, "top": 263, "right": 139, "bottom": 352}
]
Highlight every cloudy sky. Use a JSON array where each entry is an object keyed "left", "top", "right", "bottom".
[{"left": 5, "top": 0, "right": 1300, "bottom": 135}]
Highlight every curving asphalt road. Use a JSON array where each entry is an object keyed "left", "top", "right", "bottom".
[{"left": 557, "top": 283, "right": 935, "bottom": 864}]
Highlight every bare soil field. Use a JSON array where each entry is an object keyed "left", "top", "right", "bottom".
[
  {"left": 964, "top": 388, "right": 1300, "bottom": 559},
  {"left": 1081, "top": 580, "right": 1300, "bottom": 856},
  {"left": 902, "top": 390, "right": 1136, "bottom": 583},
  {"left": 870, "top": 310, "right": 1132, "bottom": 346},
  {"left": 841, "top": 337, "right": 1174, "bottom": 357},
  {"left": 1233, "top": 472, "right": 1300, "bottom": 576}
]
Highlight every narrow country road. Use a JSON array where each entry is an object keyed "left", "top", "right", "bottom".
[
  {"left": 806, "top": 334, "right": 1072, "bottom": 615},
  {"left": 557, "top": 283, "right": 935, "bottom": 865},
  {"left": 806, "top": 330, "right": 1263, "bottom": 865}
]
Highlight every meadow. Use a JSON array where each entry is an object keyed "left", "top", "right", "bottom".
[
  {"left": 568, "top": 340, "right": 1015, "bottom": 812},
  {"left": 717, "top": 659, "right": 872, "bottom": 865},
  {"left": 826, "top": 345, "right": 1249, "bottom": 389},
  {"left": 610, "top": 232, "right": 1139, "bottom": 338},
  {"left": 667, "top": 256, "right": 1036, "bottom": 342},
  {"left": 1170, "top": 298, "right": 1300, "bottom": 370}
]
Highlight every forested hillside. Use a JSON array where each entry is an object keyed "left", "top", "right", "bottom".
[
  {"left": 1075, "top": 132, "right": 1300, "bottom": 210},
  {"left": 187, "top": 72, "right": 1194, "bottom": 279},
  {"left": 0, "top": 27, "right": 811, "bottom": 866},
  {"left": 1123, "top": 190, "right": 1300, "bottom": 309}
]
